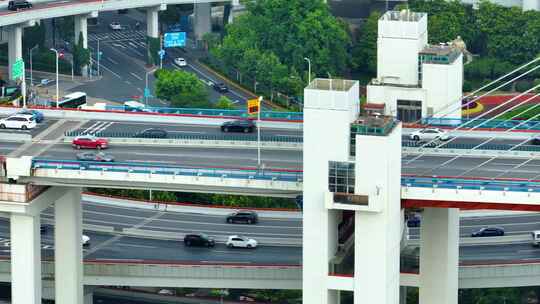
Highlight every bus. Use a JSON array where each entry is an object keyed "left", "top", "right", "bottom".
[{"left": 58, "top": 92, "right": 87, "bottom": 108}]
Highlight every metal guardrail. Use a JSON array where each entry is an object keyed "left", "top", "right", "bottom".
[
  {"left": 402, "top": 140, "right": 540, "bottom": 152},
  {"left": 65, "top": 130, "right": 303, "bottom": 143},
  {"left": 421, "top": 117, "right": 540, "bottom": 130},
  {"left": 30, "top": 159, "right": 540, "bottom": 193},
  {"left": 105, "top": 106, "right": 304, "bottom": 121},
  {"left": 402, "top": 176, "right": 540, "bottom": 193},
  {"left": 31, "top": 159, "right": 303, "bottom": 183}
]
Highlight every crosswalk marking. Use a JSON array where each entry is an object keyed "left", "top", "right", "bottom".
[{"left": 88, "top": 30, "right": 146, "bottom": 43}]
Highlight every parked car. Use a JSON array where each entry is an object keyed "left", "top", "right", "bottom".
[
  {"left": 174, "top": 57, "right": 187, "bottom": 67},
  {"left": 226, "top": 211, "right": 258, "bottom": 224},
  {"left": 8, "top": 0, "right": 32, "bottom": 11},
  {"left": 71, "top": 135, "right": 109, "bottom": 150},
  {"left": 76, "top": 152, "right": 114, "bottom": 162},
  {"left": 184, "top": 233, "right": 215, "bottom": 247},
  {"left": 471, "top": 227, "right": 505, "bottom": 237},
  {"left": 109, "top": 22, "right": 122, "bottom": 30},
  {"left": 82, "top": 234, "right": 90, "bottom": 247},
  {"left": 409, "top": 128, "right": 449, "bottom": 141},
  {"left": 133, "top": 128, "right": 168, "bottom": 138},
  {"left": 220, "top": 120, "right": 256, "bottom": 133},
  {"left": 212, "top": 82, "right": 229, "bottom": 93},
  {"left": 0, "top": 115, "right": 36, "bottom": 130},
  {"left": 17, "top": 109, "right": 44, "bottom": 123},
  {"left": 226, "top": 235, "right": 258, "bottom": 249}
]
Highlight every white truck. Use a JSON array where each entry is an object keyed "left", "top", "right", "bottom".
[{"left": 532, "top": 230, "right": 540, "bottom": 247}]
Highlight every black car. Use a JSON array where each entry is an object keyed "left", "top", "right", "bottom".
[
  {"left": 8, "top": 0, "right": 32, "bottom": 11},
  {"left": 471, "top": 227, "right": 505, "bottom": 237},
  {"left": 531, "top": 137, "right": 540, "bottom": 145},
  {"left": 184, "top": 233, "right": 215, "bottom": 247},
  {"left": 221, "top": 120, "right": 256, "bottom": 133},
  {"left": 212, "top": 82, "right": 229, "bottom": 93},
  {"left": 133, "top": 128, "right": 168, "bottom": 138},
  {"left": 226, "top": 211, "right": 258, "bottom": 224},
  {"left": 76, "top": 152, "right": 115, "bottom": 162}
]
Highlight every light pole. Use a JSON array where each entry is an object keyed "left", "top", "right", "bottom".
[
  {"left": 96, "top": 36, "right": 108, "bottom": 77},
  {"left": 304, "top": 57, "right": 311, "bottom": 84},
  {"left": 50, "top": 48, "right": 59, "bottom": 108},
  {"left": 29, "top": 45, "right": 38, "bottom": 88},
  {"left": 145, "top": 67, "right": 157, "bottom": 107}
]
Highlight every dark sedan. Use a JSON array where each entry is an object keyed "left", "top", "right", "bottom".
[
  {"left": 532, "top": 137, "right": 540, "bottom": 145},
  {"left": 212, "top": 82, "right": 229, "bottom": 93},
  {"left": 184, "top": 233, "right": 215, "bottom": 247},
  {"left": 471, "top": 227, "right": 505, "bottom": 237},
  {"left": 220, "top": 120, "right": 256, "bottom": 133},
  {"left": 133, "top": 128, "right": 168, "bottom": 138},
  {"left": 76, "top": 152, "right": 115, "bottom": 162}
]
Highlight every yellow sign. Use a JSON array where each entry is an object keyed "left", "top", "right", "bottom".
[{"left": 247, "top": 98, "right": 260, "bottom": 115}]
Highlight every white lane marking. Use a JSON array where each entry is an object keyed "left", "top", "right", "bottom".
[
  {"left": 92, "top": 60, "right": 122, "bottom": 79},
  {"left": 117, "top": 243, "right": 157, "bottom": 249},
  {"left": 107, "top": 57, "right": 118, "bottom": 65},
  {"left": 130, "top": 72, "right": 143, "bottom": 81},
  {"left": 166, "top": 131, "right": 206, "bottom": 134},
  {"left": 211, "top": 250, "right": 255, "bottom": 255},
  {"left": 112, "top": 43, "right": 126, "bottom": 49}
]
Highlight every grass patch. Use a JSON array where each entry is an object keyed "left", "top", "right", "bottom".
[{"left": 499, "top": 104, "right": 540, "bottom": 120}]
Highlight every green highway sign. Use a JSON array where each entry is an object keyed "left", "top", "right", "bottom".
[{"left": 11, "top": 59, "right": 24, "bottom": 80}]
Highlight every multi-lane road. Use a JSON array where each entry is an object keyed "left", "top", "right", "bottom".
[
  {"left": 0, "top": 198, "right": 537, "bottom": 264},
  {"left": 1, "top": 117, "right": 540, "bottom": 178}
]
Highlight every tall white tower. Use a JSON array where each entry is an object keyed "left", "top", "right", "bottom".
[
  {"left": 303, "top": 78, "right": 402, "bottom": 304},
  {"left": 377, "top": 10, "right": 427, "bottom": 86}
]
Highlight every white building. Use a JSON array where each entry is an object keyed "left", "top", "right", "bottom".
[{"left": 366, "top": 10, "right": 463, "bottom": 123}]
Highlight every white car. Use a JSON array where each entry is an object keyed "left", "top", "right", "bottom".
[
  {"left": 82, "top": 234, "right": 90, "bottom": 247},
  {"left": 226, "top": 235, "right": 258, "bottom": 249},
  {"left": 174, "top": 57, "right": 187, "bottom": 67},
  {"left": 409, "top": 128, "right": 449, "bottom": 141},
  {"left": 109, "top": 22, "right": 122, "bottom": 30},
  {"left": 0, "top": 115, "right": 36, "bottom": 130}
]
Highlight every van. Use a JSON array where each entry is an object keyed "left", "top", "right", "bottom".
[{"left": 532, "top": 230, "right": 540, "bottom": 247}]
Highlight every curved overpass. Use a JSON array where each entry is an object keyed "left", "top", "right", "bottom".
[{"left": 0, "top": 0, "right": 218, "bottom": 28}]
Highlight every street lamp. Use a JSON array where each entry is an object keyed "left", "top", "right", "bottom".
[
  {"left": 304, "top": 57, "right": 311, "bottom": 84},
  {"left": 29, "top": 45, "right": 38, "bottom": 88},
  {"left": 96, "top": 36, "right": 108, "bottom": 77},
  {"left": 145, "top": 67, "right": 158, "bottom": 106},
  {"left": 50, "top": 48, "right": 59, "bottom": 108}
]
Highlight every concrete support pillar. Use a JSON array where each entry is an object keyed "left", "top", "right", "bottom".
[
  {"left": 8, "top": 25, "right": 23, "bottom": 81},
  {"left": 146, "top": 7, "right": 159, "bottom": 39},
  {"left": 83, "top": 286, "right": 94, "bottom": 304},
  {"left": 194, "top": 3, "right": 211, "bottom": 40},
  {"left": 74, "top": 15, "right": 88, "bottom": 49},
  {"left": 400, "top": 286, "right": 407, "bottom": 304},
  {"left": 74, "top": 15, "right": 88, "bottom": 77},
  {"left": 55, "top": 188, "right": 83, "bottom": 304},
  {"left": 419, "top": 208, "right": 459, "bottom": 304},
  {"left": 10, "top": 213, "right": 42, "bottom": 304}
]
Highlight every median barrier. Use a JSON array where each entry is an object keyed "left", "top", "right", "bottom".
[
  {"left": 407, "top": 234, "right": 531, "bottom": 247},
  {"left": 63, "top": 136, "right": 302, "bottom": 150},
  {"left": 0, "top": 132, "right": 31, "bottom": 142},
  {"left": 402, "top": 146, "right": 540, "bottom": 159}
]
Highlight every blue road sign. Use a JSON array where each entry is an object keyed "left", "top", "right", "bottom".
[
  {"left": 158, "top": 49, "right": 165, "bottom": 59},
  {"left": 144, "top": 88, "right": 152, "bottom": 98},
  {"left": 163, "top": 32, "right": 186, "bottom": 48}
]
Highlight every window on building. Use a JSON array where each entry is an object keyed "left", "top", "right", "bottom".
[{"left": 328, "top": 161, "right": 355, "bottom": 194}]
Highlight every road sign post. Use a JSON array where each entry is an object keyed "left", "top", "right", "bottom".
[
  {"left": 12, "top": 59, "right": 26, "bottom": 107},
  {"left": 158, "top": 49, "right": 165, "bottom": 69},
  {"left": 247, "top": 97, "right": 262, "bottom": 167},
  {"left": 163, "top": 32, "right": 186, "bottom": 48}
]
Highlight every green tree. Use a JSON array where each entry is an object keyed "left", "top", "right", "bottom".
[
  {"left": 215, "top": 95, "right": 235, "bottom": 109},
  {"left": 351, "top": 11, "right": 380, "bottom": 74},
  {"left": 213, "top": 0, "right": 350, "bottom": 95},
  {"left": 147, "top": 36, "right": 160, "bottom": 65},
  {"left": 55, "top": 16, "right": 74, "bottom": 43},
  {"left": 155, "top": 69, "right": 210, "bottom": 108},
  {"left": 72, "top": 32, "right": 90, "bottom": 76},
  {"left": 23, "top": 23, "right": 46, "bottom": 52}
]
